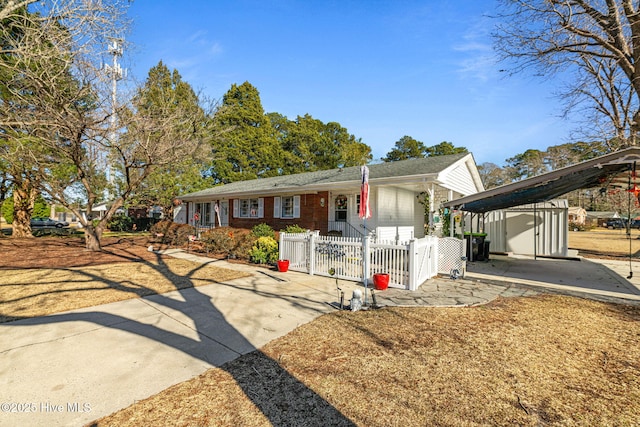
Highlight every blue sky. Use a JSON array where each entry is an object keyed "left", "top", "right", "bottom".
[{"left": 124, "top": 1, "right": 573, "bottom": 166}]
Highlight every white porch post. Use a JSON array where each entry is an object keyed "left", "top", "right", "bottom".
[
  {"left": 448, "top": 190, "right": 454, "bottom": 237},
  {"left": 428, "top": 184, "right": 435, "bottom": 232}
]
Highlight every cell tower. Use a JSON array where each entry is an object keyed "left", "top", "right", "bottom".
[{"left": 103, "top": 38, "right": 125, "bottom": 190}]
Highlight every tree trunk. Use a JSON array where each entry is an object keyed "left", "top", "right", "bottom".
[
  {"left": 11, "top": 180, "right": 36, "bottom": 238},
  {"left": 84, "top": 224, "right": 104, "bottom": 251}
]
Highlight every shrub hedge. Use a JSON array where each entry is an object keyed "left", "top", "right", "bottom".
[
  {"left": 150, "top": 221, "right": 309, "bottom": 264},
  {"left": 149, "top": 220, "right": 196, "bottom": 246}
]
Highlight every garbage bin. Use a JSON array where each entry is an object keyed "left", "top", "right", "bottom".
[
  {"left": 482, "top": 240, "right": 490, "bottom": 262},
  {"left": 464, "top": 233, "right": 486, "bottom": 261}
]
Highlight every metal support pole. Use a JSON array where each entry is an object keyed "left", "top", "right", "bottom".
[{"left": 534, "top": 204, "right": 537, "bottom": 260}]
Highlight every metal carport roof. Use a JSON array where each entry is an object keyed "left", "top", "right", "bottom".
[{"left": 443, "top": 147, "right": 640, "bottom": 213}]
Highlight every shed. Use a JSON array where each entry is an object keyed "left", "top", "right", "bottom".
[
  {"left": 444, "top": 148, "right": 640, "bottom": 258},
  {"left": 475, "top": 200, "right": 569, "bottom": 257}
]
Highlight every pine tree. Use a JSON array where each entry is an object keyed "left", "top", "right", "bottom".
[{"left": 209, "top": 82, "right": 282, "bottom": 183}]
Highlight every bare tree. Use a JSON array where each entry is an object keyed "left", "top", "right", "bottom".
[
  {"left": 0, "top": 1, "right": 131, "bottom": 241},
  {"left": 477, "top": 162, "right": 510, "bottom": 189},
  {"left": 2, "top": 1, "right": 216, "bottom": 250},
  {"left": 494, "top": 0, "right": 640, "bottom": 148}
]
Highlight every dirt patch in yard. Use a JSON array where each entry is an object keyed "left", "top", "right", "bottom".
[{"left": 0, "top": 236, "right": 165, "bottom": 269}]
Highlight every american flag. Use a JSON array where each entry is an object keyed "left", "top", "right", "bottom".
[
  {"left": 214, "top": 202, "right": 222, "bottom": 227},
  {"left": 359, "top": 165, "right": 371, "bottom": 219}
]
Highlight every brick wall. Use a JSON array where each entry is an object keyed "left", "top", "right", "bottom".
[{"left": 229, "top": 191, "right": 329, "bottom": 233}]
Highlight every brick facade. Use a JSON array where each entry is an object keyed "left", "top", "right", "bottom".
[{"left": 229, "top": 191, "right": 329, "bottom": 233}]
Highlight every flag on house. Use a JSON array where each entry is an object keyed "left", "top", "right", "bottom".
[
  {"left": 214, "top": 202, "right": 222, "bottom": 227},
  {"left": 359, "top": 165, "right": 371, "bottom": 219}
]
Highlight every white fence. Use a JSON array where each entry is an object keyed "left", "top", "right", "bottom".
[{"left": 279, "top": 231, "right": 461, "bottom": 290}]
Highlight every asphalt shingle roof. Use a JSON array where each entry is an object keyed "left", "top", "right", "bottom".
[{"left": 180, "top": 153, "right": 468, "bottom": 199}]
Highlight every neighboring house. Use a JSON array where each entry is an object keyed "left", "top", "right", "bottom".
[
  {"left": 177, "top": 153, "right": 484, "bottom": 238},
  {"left": 128, "top": 205, "right": 164, "bottom": 219},
  {"left": 568, "top": 206, "right": 587, "bottom": 225},
  {"left": 586, "top": 211, "right": 621, "bottom": 227}
]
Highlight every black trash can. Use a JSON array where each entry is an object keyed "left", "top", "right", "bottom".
[
  {"left": 482, "top": 240, "right": 490, "bottom": 262},
  {"left": 465, "top": 233, "right": 486, "bottom": 261}
]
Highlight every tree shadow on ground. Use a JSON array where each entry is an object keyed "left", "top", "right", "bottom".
[{"left": 1, "top": 251, "right": 356, "bottom": 426}]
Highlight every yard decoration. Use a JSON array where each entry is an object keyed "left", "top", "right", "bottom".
[
  {"left": 350, "top": 289, "right": 363, "bottom": 311},
  {"left": 329, "top": 268, "right": 345, "bottom": 310}
]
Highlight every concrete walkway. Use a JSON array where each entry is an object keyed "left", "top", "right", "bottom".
[
  {"left": 464, "top": 254, "right": 640, "bottom": 304},
  {"left": 1, "top": 249, "right": 639, "bottom": 426}
]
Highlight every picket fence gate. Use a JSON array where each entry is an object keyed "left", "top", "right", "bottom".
[{"left": 279, "top": 231, "right": 465, "bottom": 291}]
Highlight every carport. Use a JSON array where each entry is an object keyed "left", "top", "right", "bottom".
[{"left": 443, "top": 147, "right": 640, "bottom": 259}]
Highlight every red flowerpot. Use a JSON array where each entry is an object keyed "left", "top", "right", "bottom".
[
  {"left": 277, "top": 259, "right": 290, "bottom": 272},
  {"left": 373, "top": 273, "right": 389, "bottom": 290}
]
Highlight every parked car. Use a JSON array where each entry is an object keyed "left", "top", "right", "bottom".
[
  {"left": 30, "top": 217, "right": 69, "bottom": 228},
  {"left": 603, "top": 218, "right": 627, "bottom": 229},
  {"left": 631, "top": 219, "right": 640, "bottom": 229}
]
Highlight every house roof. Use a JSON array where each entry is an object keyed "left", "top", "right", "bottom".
[
  {"left": 568, "top": 206, "right": 587, "bottom": 214},
  {"left": 443, "top": 147, "right": 640, "bottom": 213},
  {"left": 180, "top": 153, "right": 478, "bottom": 200},
  {"left": 586, "top": 211, "right": 619, "bottom": 218}
]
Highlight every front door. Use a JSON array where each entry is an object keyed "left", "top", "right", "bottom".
[{"left": 219, "top": 201, "right": 229, "bottom": 226}]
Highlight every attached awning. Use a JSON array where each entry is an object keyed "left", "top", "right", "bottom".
[{"left": 443, "top": 147, "right": 640, "bottom": 213}]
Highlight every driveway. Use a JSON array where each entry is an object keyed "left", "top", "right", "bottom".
[{"left": 465, "top": 254, "right": 640, "bottom": 302}]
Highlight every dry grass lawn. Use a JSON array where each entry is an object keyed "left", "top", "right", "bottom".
[
  {"left": 2, "top": 235, "right": 639, "bottom": 426},
  {"left": 569, "top": 228, "right": 640, "bottom": 258},
  {"left": 93, "top": 295, "right": 640, "bottom": 427},
  {"left": 0, "top": 258, "right": 249, "bottom": 323}
]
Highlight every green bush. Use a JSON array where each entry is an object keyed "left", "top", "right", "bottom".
[
  {"left": 107, "top": 214, "right": 133, "bottom": 232},
  {"left": 282, "top": 224, "right": 307, "bottom": 234},
  {"left": 1, "top": 199, "right": 13, "bottom": 224},
  {"left": 1, "top": 195, "right": 49, "bottom": 224},
  {"left": 251, "top": 223, "right": 275, "bottom": 239},
  {"left": 249, "top": 236, "right": 279, "bottom": 264},
  {"left": 33, "top": 195, "right": 50, "bottom": 218}
]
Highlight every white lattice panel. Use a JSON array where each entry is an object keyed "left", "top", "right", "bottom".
[{"left": 438, "top": 237, "right": 466, "bottom": 277}]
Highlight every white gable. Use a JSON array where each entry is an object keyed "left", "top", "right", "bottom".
[{"left": 438, "top": 154, "right": 484, "bottom": 196}]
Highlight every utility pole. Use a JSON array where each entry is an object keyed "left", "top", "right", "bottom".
[{"left": 103, "top": 38, "right": 125, "bottom": 194}]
